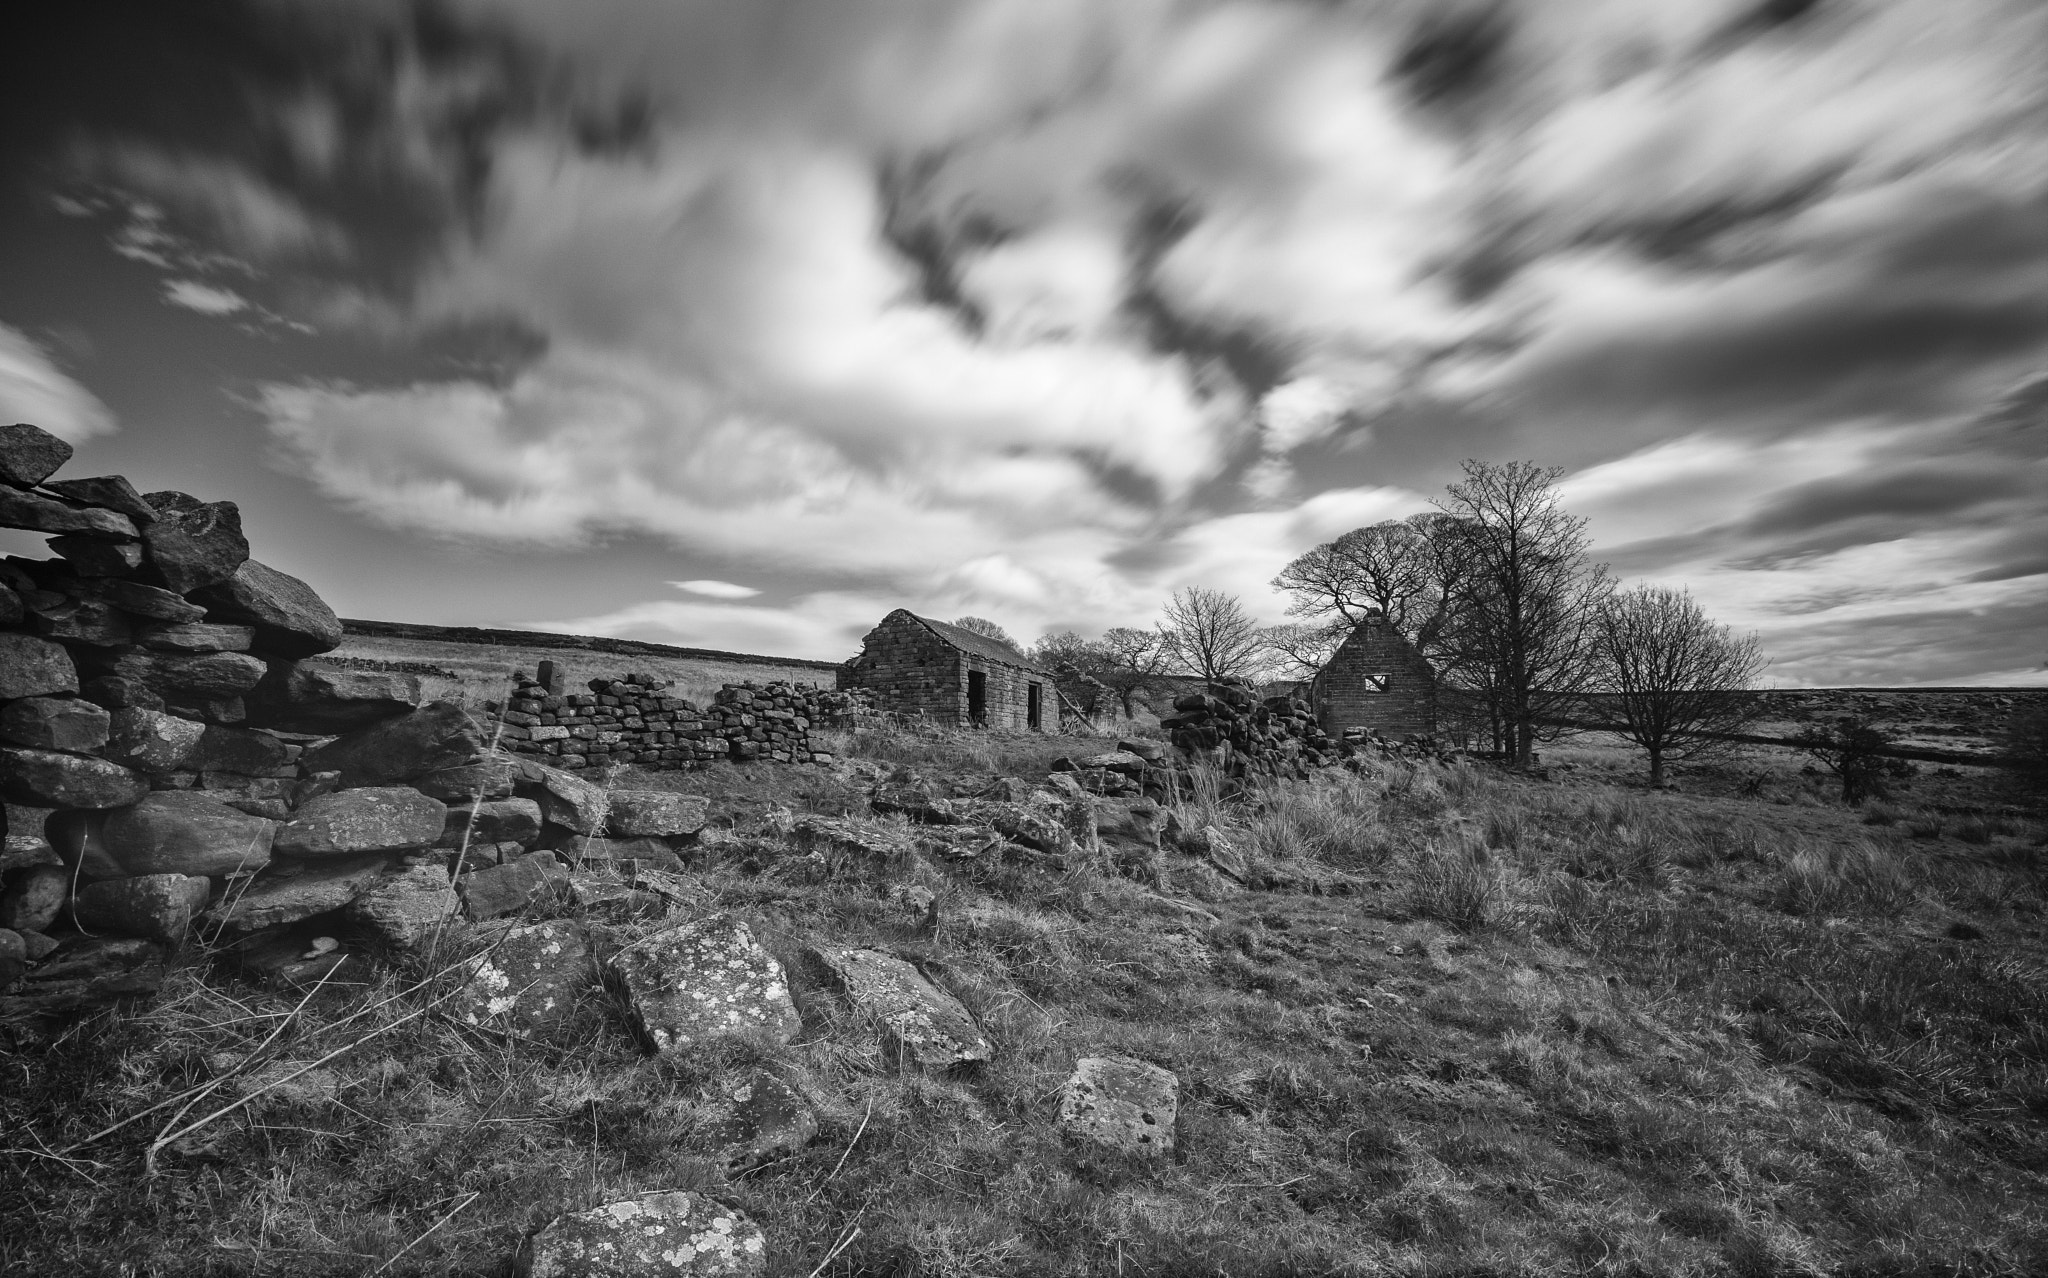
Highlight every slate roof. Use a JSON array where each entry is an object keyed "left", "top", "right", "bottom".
[{"left": 905, "top": 612, "right": 1046, "bottom": 672}]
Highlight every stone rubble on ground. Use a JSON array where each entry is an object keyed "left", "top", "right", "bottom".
[
  {"left": 606, "top": 913, "right": 800, "bottom": 1054},
  {"left": 517, "top": 1191, "right": 767, "bottom": 1277},
  {"left": 805, "top": 944, "right": 993, "bottom": 1072},
  {"left": 1058, "top": 1055, "right": 1180, "bottom": 1158}
]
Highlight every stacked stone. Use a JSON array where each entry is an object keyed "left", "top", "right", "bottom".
[
  {"left": 1159, "top": 680, "right": 1340, "bottom": 777},
  {"left": 0, "top": 422, "right": 710, "bottom": 1013},
  {"left": 1335, "top": 726, "right": 1461, "bottom": 766},
  {"left": 493, "top": 669, "right": 856, "bottom": 771}
]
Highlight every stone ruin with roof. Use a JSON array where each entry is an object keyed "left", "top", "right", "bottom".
[
  {"left": 838, "top": 609, "right": 1052, "bottom": 731},
  {"left": 1309, "top": 609, "right": 1438, "bottom": 738}
]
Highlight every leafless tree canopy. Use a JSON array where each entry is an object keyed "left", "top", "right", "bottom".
[
  {"left": 1260, "top": 620, "right": 1345, "bottom": 682},
  {"left": 1597, "top": 585, "right": 1767, "bottom": 785},
  {"left": 951, "top": 615, "right": 1017, "bottom": 647},
  {"left": 1432, "top": 459, "right": 1614, "bottom": 765},
  {"left": 1030, "top": 626, "right": 1173, "bottom": 719},
  {"left": 1158, "top": 586, "right": 1267, "bottom": 683}
]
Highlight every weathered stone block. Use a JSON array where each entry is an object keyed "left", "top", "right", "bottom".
[
  {"left": 47, "top": 534, "right": 144, "bottom": 576},
  {"left": 275, "top": 788, "right": 447, "bottom": 858},
  {"left": 456, "top": 850, "right": 567, "bottom": 921},
  {"left": 518, "top": 1192, "right": 765, "bottom": 1277},
  {"left": 0, "top": 422, "right": 74, "bottom": 487},
  {"left": 0, "top": 748, "right": 147, "bottom": 809},
  {"left": 411, "top": 759, "right": 517, "bottom": 803},
  {"left": 0, "top": 633, "right": 77, "bottom": 699},
  {"left": 604, "top": 790, "right": 708, "bottom": 838},
  {"left": 301, "top": 701, "right": 489, "bottom": 787},
  {"left": 0, "top": 864, "right": 67, "bottom": 933},
  {"left": 138, "top": 491, "right": 248, "bottom": 594},
  {"left": 189, "top": 558, "right": 342, "bottom": 657},
  {"left": 244, "top": 660, "right": 419, "bottom": 733},
  {"left": 1057, "top": 1055, "right": 1178, "bottom": 1157},
  {"left": 804, "top": 945, "right": 992, "bottom": 1072},
  {"left": 64, "top": 791, "right": 276, "bottom": 878},
  {"left": 442, "top": 797, "right": 542, "bottom": 848},
  {"left": 103, "top": 707, "right": 207, "bottom": 773},
  {"left": 0, "top": 486, "right": 137, "bottom": 538},
  {"left": 72, "top": 873, "right": 212, "bottom": 945},
  {"left": 136, "top": 622, "right": 256, "bottom": 653},
  {"left": 201, "top": 855, "right": 391, "bottom": 935},
  {"left": 39, "top": 474, "right": 156, "bottom": 523},
  {"left": 606, "top": 914, "right": 800, "bottom": 1054},
  {"left": 343, "top": 862, "right": 458, "bottom": 950},
  {"left": 0, "top": 696, "right": 110, "bottom": 752},
  {"left": 449, "top": 919, "right": 591, "bottom": 1033}
]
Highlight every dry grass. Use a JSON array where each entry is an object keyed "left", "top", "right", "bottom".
[{"left": 5, "top": 732, "right": 2046, "bottom": 1276}]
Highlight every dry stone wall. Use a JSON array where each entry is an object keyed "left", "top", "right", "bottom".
[
  {"left": 490, "top": 667, "right": 860, "bottom": 770},
  {"left": 0, "top": 421, "right": 825, "bottom": 1016}
]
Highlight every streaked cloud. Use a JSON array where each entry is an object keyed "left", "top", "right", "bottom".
[{"left": 0, "top": 323, "right": 116, "bottom": 442}]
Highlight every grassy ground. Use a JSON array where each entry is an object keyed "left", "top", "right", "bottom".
[
  {"left": 4, "top": 729, "right": 2044, "bottom": 1276},
  {"left": 326, "top": 633, "right": 841, "bottom": 708}
]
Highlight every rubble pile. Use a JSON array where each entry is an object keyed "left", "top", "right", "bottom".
[{"left": 1159, "top": 680, "right": 1342, "bottom": 776}]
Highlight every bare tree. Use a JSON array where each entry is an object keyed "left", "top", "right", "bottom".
[
  {"left": 1272, "top": 512, "right": 1473, "bottom": 657},
  {"left": 1433, "top": 460, "right": 1613, "bottom": 766},
  {"left": 1159, "top": 587, "right": 1268, "bottom": 683},
  {"left": 1260, "top": 621, "right": 1346, "bottom": 682},
  {"left": 1030, "top": 630, "right": 1111, "bottom": 718},
  {"left": 1597, "top": 585, "right": 1767, "bottom": 786},
  {"left": 951, "top": 615, "right": 1018, "bottom": 648},
  {"left": 1094, "top": 626, "right": 1172, "bottom": 718}
]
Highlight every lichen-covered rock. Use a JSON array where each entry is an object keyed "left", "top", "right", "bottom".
[
  {"left": 804, "top": 946, "right": 993, "bottom": 1072},
  {"left": 512, "top": 758, "right": 609, "bottom": 835},
  {"left": 342, "top": 862, "right": 458, "bottom": 950},
  {"left": 703, "top": 1071, "right": 819, "bottom": 1170},
  {"left": 0, "top": 696, "right": 110, "bottom": 752},
  {"left": 302, "top": 701, "right": 489, "bottom": 788},
  {"left": 449, "top": 919, "right": 591, "bottom": 1033},
  {"left": 102, "top": 708, "right": 207, "bottom": 773},
  {"left": 189, "top": 559, "right": 343, "bottom": 657},
  {"left": 604, "top": 791, "right": 708, "bottom": 838},
  {"left": 71, "top": 873, "right": 212, "bottom": 945},
  {"left": 200, "top": 855, "right": 391, "bottom": 935},
  {"left": 0, "top": 748, "right": 148, "bottom": 809},
  {"left": 0, "top": 633, "right": 78, "bottom": 700},
  {"left": 275, "top": 788, "right": 446, "bottom": 858},
  {"left": 138, "top": 491, "right": 248, "bottom": 594},
  {"left": 245, "top": 661, "right": 420, "bottom": 733},
  {"left": 518, "top": 1191, "right": 765, "bottom": 1277},
  {"left": 1057, "top": 1056, "right": 1178, "bottom": 1157},
  {"left": 606, "top": 914, "right": 799, "bottom": 1054}
]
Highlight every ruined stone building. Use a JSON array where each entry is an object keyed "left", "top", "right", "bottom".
[
  {"left": 1309, "top": 610, "right": 1438, "bottom": 737},
  {"left": 839, "top": 610, "right": 1052, "bottom": 730}
]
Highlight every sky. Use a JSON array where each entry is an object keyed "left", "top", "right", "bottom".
[{"left": 0, "top": 0, "right": 2043, "bottom": 687}]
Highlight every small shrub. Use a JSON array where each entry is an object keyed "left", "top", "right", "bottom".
[{"left": 1406, "top": 838, "right": 1516, "bottom": 932}]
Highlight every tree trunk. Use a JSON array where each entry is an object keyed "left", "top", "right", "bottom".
[{"left": 1648, "top": 747, "right": 1664, "bottom": 788}]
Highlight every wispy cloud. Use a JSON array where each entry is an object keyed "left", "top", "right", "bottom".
[
  {"left": 161, "top": 279, "right": 249, "bottom": 316},
  {"left": 0, "top": 323, "right": 116, "bottom": 442}
]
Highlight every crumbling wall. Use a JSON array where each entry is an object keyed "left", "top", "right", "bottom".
[
  {"left": 492, "top": 666, "right": 855, "bottom": 769},
  {"left": 1313, "top": 614, "right": 1438, "bottom": 738}
]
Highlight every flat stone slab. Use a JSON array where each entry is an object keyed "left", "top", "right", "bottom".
[
  {"left": 805, "top": 946, "right": 993, "bottom": 1072},
  {"left": 450, "top": 919, "right": 593, "bottom": 1034},
  {"left": 301, "top": 701, "right": 488, "bottom": 788},
  {"left": 790, "top": 816, "right": 913, "bottom": 866},
  {"left": 201, "top": 855, "right": 391, "bottom": 935},
  {"left": 276, "top": 787, "right": 447, "bottom": 858},
  {"left": 1058, "top": 1055, "right": 1178, "bottom": 1158},
  {"left": 604, "top": 790, "right": 708, "bottom": 838},
  {"left": 606, "top": 914, "right": 799, "bottom": 1054},
  {"left": 512, "top": 758, "right": 609, "bottom": 835},
  {"left": 0, "top": 748, "right": 147, "bottom": 809},
  {"left": 703, "top": 1070, "right": 819, "bottom": 1169},
  {"left": 518, "top": 1191, "right": 765, "bottom": 1277},
  {"left": 456, "top": 851, "right": 568, "bottom": 921},
  {"left": 442, "top": 797, "right": 542, "bottom": 847}
]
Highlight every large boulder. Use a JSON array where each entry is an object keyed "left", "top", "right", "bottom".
[
  {"left": 803, "top": 946, "right": 993, "bottom": 1072},
  {"left": 604, "top": 791, "right": 708, "bottom": 838},
  {"left": 0, "top": 422, "right": 74, "bottom": 487},
  {"left": 189, "top": 559, "right": 342, "bottom": 657},
  {"left": 606, "top": 914, "right": 800, "bottom": 1054},
  {"left": 58, "top": 791, "right": 277, "bottom": 878},
  {"left": 518, "top": 1192, "right": 765, "bottom": 1277},
  {"left": 0, "top": 748, "right": 147, "bottom": 809},
  {"left": 449, "top": 919, "right": 592, "bottom": 1033},
  {"left": 0, "top": 486, "right": 137, "bottom": 538},
  {"left": 72, "top": 873, "right": 212, "bottom": 945},
  {"left": 200, "top": 855, "right": 391, "bottom": 935},
  {"left": 1057, "top": 1056, "right": 1179, "bottom": 1158},
  {"left": 0, "top": 696, "right": 110, "bottom": 752},
  {"left": 139, "top": 491, "right": 248, "bottom": 595},
  {"left": 40, "top": 474, "right": 157, "bottom": 523},
  {"left": 244, "top": 661, "right": 419, "bottom": 733},
  {"left": 301, "top": 701, "right": 489, "bottom": 787},
  {"left": 343, "top": 862, "right": 458, "bottom": 950},
  {"left": 102, "top": 707, "right": 207, "bottom": 773},
  {"left": 0, "top": 633, "right": 77, "bottom": 699},
  {"left": 275, "top": 788, "right": 447, "bottom": 858},
  {"left": 512, "top": 758, "right": 609, "bottom": 835}
]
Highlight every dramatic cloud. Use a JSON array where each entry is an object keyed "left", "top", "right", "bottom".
[
  {"left": 0, "top": 324, "right": 116, "bottom": 442},
  {"left": 10, "top": 0, "right": 2043, "bottom": 678}
]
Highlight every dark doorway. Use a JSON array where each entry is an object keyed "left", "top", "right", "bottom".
[
  {"left": 967, "top": 669, "right": 987, "bottom": 726},
  {"left": 1027, "top": 682, "right": 1042, "bottom": 730}
]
